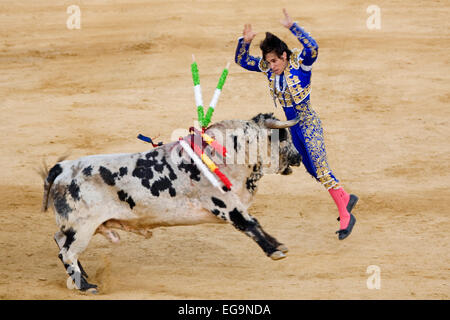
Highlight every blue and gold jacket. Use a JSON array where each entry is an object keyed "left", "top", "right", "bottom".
[{"left": 235, "top": 23, "right": 319, "bottom": 113}]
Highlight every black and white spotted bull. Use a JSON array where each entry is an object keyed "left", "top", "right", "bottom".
[{"left": 40, "top": 113, "right": 301, "bottom": 293}]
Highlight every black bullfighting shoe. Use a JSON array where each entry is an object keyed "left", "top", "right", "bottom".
[{"left": 336, "top": 213, "right": 356, "bottom": 240}]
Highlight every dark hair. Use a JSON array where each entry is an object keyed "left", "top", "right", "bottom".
[{"left": 259, "top": 32, "right": 292, "bottom": 61}]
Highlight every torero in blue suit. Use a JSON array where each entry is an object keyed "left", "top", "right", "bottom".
[{"left": 234, "top": 9, "right": 358, "bottom": 240}]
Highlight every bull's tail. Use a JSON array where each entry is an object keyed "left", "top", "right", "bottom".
[{"left": 39, "top": 155, "right": 68, "bottom": 212}]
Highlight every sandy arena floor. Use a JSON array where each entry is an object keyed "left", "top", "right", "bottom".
[{"left": 0, "top": 0, "right": 449, "bottom": 299}]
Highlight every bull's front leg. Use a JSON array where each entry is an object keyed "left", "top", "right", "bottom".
[{"left": 208, "top": 196, "right": 286, "bottom": 260}]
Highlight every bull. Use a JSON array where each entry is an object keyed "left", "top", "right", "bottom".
[{"left": 40, "top": 113, "right": 302, "bottom": 293}]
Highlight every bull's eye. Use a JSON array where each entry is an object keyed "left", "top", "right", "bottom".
[{"left": 279, "top": 128, "right": 287, "bottom": 142}]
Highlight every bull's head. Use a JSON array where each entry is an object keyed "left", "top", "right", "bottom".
[{"left": 251, "top": 113, "right": 302, "bottom": 175}]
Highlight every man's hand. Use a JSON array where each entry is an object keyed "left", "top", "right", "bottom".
[
  {"left": 243, "top": 24, "right": 257, "bottom": 44},
  {"left": 280, "top": 8, "right": 294, "bottom": 28}
]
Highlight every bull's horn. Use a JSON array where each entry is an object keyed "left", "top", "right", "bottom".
[{"left": 264, "top": 115, "right": 301, "bottom": 129}]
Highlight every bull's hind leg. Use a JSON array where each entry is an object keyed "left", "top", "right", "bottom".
[
  {"left": 54, "top": 231, "right": 89, "bottom": 278},
  {"left": 56, "top": 226, "right": 98, "bottom": 293},
  {"left": 208, "top": 196, "right": 286, "bottom": 260}
]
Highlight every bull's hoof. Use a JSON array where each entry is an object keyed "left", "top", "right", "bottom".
[
  {"left": 80, "top": 282, "right": 98, "bottom": 293},
  {"left": 277, "top": 244, "right": 289, "bottom": 253},
  {"left": 66, "top": 276, "right": 98, "bottom": 294},
  {"left": 270, "top": 251, "right": 286, "bottom": 260},
  {"left": 66, "top": 277, "right": 76, "bottom": 290},
  {"left": 85, "top": 287, "right": 99, "bottom": 295}
]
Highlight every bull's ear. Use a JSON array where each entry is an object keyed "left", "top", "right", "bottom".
[{"left": 264, "top": 115, "right": 300, "bottom": 129}]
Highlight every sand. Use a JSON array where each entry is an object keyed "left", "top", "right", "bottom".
[{"left": 0, "top": 0, "right": 449, "bottom": 299}]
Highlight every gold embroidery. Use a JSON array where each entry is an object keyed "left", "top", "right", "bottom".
[
  {"left": 290, "top": 84, "right": 311, "bottom": 104},
  {"left": 268, "top": 72, "right": 275, "bottom": 92},
  {"left": 259, "top": 59, "right": 269, "bottom": 72},
  {"left": 299, "top": 115, "right": 334, "bottom": 180},
  {"left": 266, "top": 44, "right": 313, "bottom": 104},
  {"left": 236, "top": 46, "right": 246, "bottom": 65},
  {"left": 269, "top": 87, "right": 294, "bottom": 105},
  {"left": 236, "top": 41, "right": 262, "bottom": 69},
  {"left": 291, "top": 75, "right": 301, "bottom": 84},
  {"left": 295, "top": 100, "right": 311, "bottom": 113},
  {"left": 289, "top": 48, "right": 301, "bottom": 69},
  {"left": 292, "top": 27, "right": 303, "bottom": 40}
]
